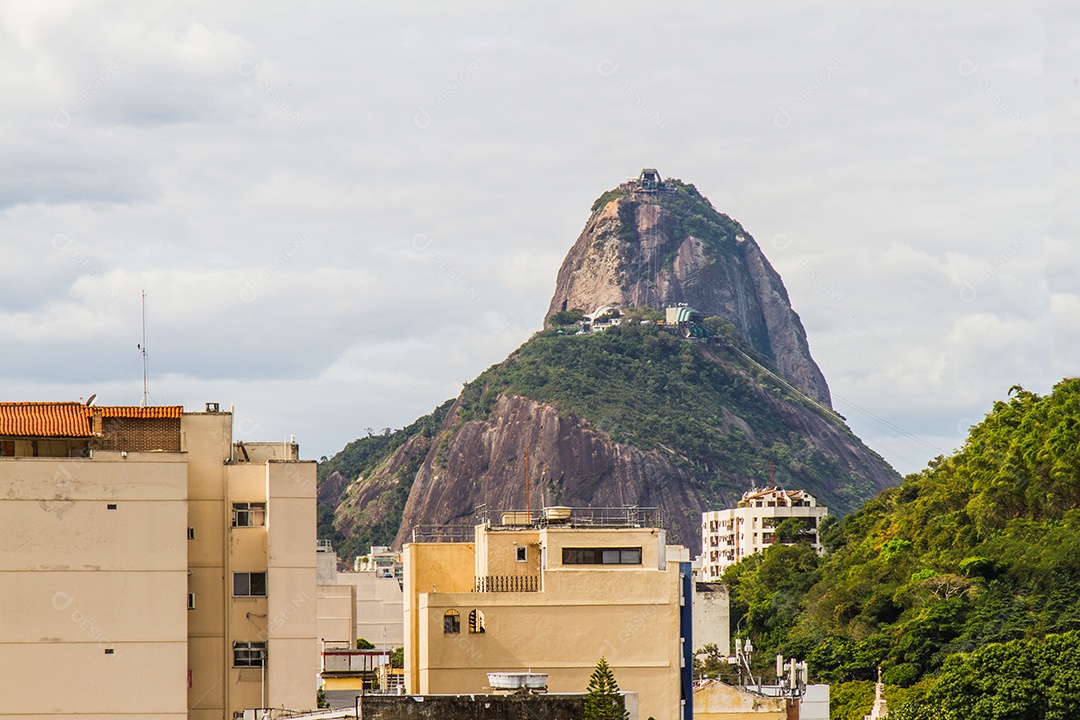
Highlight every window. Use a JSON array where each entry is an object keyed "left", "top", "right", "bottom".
[
  {"left": 188, "top": 593, "right": 196, "bottom": 610},
  {"left": 187, "top": 527, "right": 195, "bottom": 540},
  {"left": 562, "top": 547, "right": 642, "bottom": 565},
  {"left": 468, "top": 609, "right": 486, "bottom": 634},
  {"left": 515, "top": 546, "right": 527, "bottom": 562},
  {"left": 233, "top": 641, "right": 266, "bottom": 667},
  {"left": 443, "top": 610, "right": 460, "bottom": 634},
  {"left": 106, "top": 503, "right": 117, "bottom": 510},
  {"left": 232, "top": 502, "right": 266, "bottom": 527},
  {"left": 233, "top": 572, "right": 267, "bottom": 597}
]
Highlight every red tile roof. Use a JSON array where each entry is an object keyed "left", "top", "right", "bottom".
[
  {"left": 94, "top": 406, "right": 183, "bottom": 419},
  {"left": 0, "top": 403, "right": 185, "bottom": 437},
  {"left": 0, "top": 402, "right": 91, "bottom": 437}
]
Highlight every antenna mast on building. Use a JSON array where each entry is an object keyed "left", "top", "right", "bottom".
[{"left": 140, "top": 290, "right": 148, "bottom": 408}]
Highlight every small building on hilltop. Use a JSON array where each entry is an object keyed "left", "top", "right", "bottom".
[
  {"left": 666, "top": 305, "right": 710, "bottom": 338},
  {"left": 700, "top": 488, "right": 828, "bottom": 581}
]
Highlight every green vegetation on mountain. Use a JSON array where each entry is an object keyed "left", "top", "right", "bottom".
[
  {"left": 317, "top": 400, "right": 453, "bottom": 558},
  {"left": 451, "top": 322, "right": 878, "bottom": 514},
  {"left": 717, "top": 379, "right": 1080, "bottom": 719},
  {"left": 319, "top": 317, "right": 896, "bottom": 556},
  {"left": 889, "top": 631, "right": 1080, "bottom": 720}
]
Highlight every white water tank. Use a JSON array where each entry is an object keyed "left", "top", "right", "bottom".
[{"left": 487, "top": 672, "right": 549, "bottom": 691}]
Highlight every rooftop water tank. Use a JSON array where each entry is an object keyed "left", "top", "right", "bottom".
[
  {"left": 487, "top": 672, "right": 549, "bottom": 691},
  {"left": 544, "top": 506, "right": 572, "bottom": 522}
]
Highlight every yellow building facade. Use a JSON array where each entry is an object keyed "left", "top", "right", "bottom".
[
  {"left": 0, "top": 402, "right": 317, "bottom": 720},
  {"left": 403, "top": 508, "right": 693, "bottom": 720}
]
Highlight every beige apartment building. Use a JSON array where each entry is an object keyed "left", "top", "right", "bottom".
[
  {"left": 403, "top": 507, "right": 694, "bottom": 720},
  {"left": 699, "top": 488, "right": 828, "bottom": 581},
  {"left": 0, "top": 401, "right": 317, "bottom": 720}
]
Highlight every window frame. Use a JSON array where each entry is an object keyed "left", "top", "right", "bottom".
[
  {"left": 443, "top": 609, "right": 460, "bottom": 634},
  {"left": 233, "top": 641, "right": 267, "bottom": 668},
  {"left": 233, "top": 571, "right": 267, "bottom": 597},
  {"left": 231, "top": 502, "right": 267, "bottom": 528},
  {"left": 561, "top": 547, "right": 643, "bottom": 566},
  {"left": 515, "top": 546, "right": 527, "bottom": 562}
]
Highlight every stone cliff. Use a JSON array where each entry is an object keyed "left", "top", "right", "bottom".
[{"left": 546, "top": 179, "right": 831, "bottom": 406}]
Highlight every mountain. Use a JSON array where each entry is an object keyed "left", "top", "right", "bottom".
[
  {"left": 718, "top": 379, "right": 1080, "bottom": 719},
  {"left": 547, "top": 176, "right": 831, "bottom": 406},
  {"left": 318, "top": 173, "right": 900, "bottom": 558}
]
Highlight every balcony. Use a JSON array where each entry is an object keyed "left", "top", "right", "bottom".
[{"left": 474, "top": 575, "right": 540, "bottom": 593}]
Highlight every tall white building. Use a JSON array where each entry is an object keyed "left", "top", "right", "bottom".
[{"left": 700, "top": 487, "right": 828, "bottom": 581}]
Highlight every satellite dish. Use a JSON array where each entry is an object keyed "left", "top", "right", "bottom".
[{"left": 86, "top": 394, "right": 97, "bottom": 406}]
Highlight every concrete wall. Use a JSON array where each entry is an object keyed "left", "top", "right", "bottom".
[
  {"left": 358, "top": 694, "right": 587, "bottom": 720},
  {"left": 800, "top": 685, "right": 830, "bottom": 720},
  {"left": 265, "top": 459, "right": 319, "bottom": 713},
  {"left": 0, "top": 454, "right": 189, "bottom": 719},
  {"left": 693, "top": 681, "right": 793, "bottom": 720},
  {"left": 317, "top": 584, "right": 357, "bottom": 645},
  {"left": 402, "top": 542, "right": 476, "bottom": 694},
  {"left": 336, "top": 571, "right": 404, "bottom": 650},
  {"left": 693, "top": 583, "right": 730, "bottom": 656},
  {"left": 183, "top": 411, "right": 233, "bottom": 720}
]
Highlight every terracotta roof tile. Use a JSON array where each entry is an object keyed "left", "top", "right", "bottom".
[
  {"left": 0, "top": 402, "right": 92, "bottom": 437},
  {"left": 93, "top": 406, "right": 183, "bottom": 419}
]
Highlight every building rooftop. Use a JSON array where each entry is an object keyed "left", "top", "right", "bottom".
[
  {"left": 739, "top": 487, "right": 815, "bottom": 503},
  {"left": 409, "top": 506, "right": 663, "bottom": 543},
  {"left": 0, "top": 402, "right": 185, "bottom": 439},
  {"left": 0, "top": 402, "right": 91, "bottom": 437}
]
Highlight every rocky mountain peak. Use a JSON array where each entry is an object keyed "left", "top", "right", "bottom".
[{"left": 546, "top": 173, "right": 831, "bottom": 407}]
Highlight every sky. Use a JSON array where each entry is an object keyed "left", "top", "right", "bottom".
[{"left": 1, "top": 1, "right": 1076, "bottom": 477}]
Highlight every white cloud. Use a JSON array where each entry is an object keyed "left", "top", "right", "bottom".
[{"left": 0, "top": 0, "right": 1076, "bottom": 477}]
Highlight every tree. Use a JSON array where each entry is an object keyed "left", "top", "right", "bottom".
[
  {"left": 356, "top": 637, "right": 375, "bottom": 649},
  {"left": 584, "top": 657, "right": 629, "bottom": 720},
  {"left": 775, "top": 516, "right": 812, "bottom": 544}
]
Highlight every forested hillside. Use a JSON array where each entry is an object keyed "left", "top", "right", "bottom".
[
  {"left": 319, "top": 321, "right": 898, "bottom": 554},
  {"left": 718, "top": 379, "right": 1080, "bottom": 719}
]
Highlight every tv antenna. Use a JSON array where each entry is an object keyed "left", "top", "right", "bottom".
[{"left": 138, "top": 290, "right": 148, "bottom": 407}]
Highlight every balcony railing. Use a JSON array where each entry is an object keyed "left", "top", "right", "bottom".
[
  {"left": 474, "top": 575, "right": 540, "bottom": 593},
  {"left": 476, "top": 505, "right": 662, "bottom": 530},
  {"left": 410, "top": 524, "right": 474, "bottom": 543}
]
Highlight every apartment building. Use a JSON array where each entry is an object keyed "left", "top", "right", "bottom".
[
  {"left": 699, "top": 488, "right": 828, "bottom": 581},
  {"left": 0, "top": 401, "right": 317, "bottom": 720},
  {"left": 403, "top": 507, "right": 693, "bottom": 720}
]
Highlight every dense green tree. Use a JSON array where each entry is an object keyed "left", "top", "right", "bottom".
[
  {"left": 769, "top": 379, "right": 1080, "bottom": 693},
  {"left": 889, "top": 631, "right": 1080, "bottom": 720}
]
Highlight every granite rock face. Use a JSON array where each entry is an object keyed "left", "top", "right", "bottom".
[
  {"left": 391, "top": 394, "right": 704, "bottom": 548},
  {"left": 546, "top": 183, "right": 832, "bottom": 407}
]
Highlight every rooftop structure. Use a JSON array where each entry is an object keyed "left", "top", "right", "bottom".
[{"left": 665, "top": 305, "right": 710, "bottom": 338}]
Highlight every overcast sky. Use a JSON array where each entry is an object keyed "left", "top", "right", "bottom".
[{"left": 1, "top": 1, "right": 1075, "bottom": 476}]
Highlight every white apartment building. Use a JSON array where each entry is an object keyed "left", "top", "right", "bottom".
[{"left": 699, "top": 487, "right": 828, "bottom": 581}]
